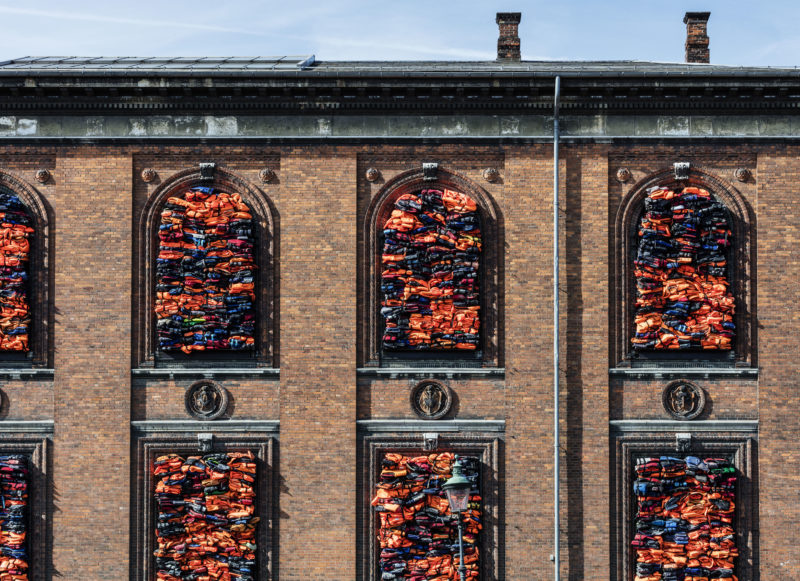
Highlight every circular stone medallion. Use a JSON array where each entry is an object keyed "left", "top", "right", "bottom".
[
  {"left": 410, "top": 380, "right": 453, "bottom": 420},
  {"left": 35, "top": 169, "right": 51, "bottom": 183},
  {"left": 734, "top": 167, "right": 751, "bottom": 183},
  {"left": 185, "top": 380, "right": 229, "bottom": 420},
  {"left": 141, "top": 168, "right": 157, "bottom": 183},
  {"left": 615, "top": 167, "right": 632, "bottom": 183},
  {"left": 259, "top": 168, "right": 276, "bottom": 183},
  {"left": 662, "top": 380, "right": 706, "bottom": 420},
  {"left": 482, "top": 167, "right": 500, "bottom": 183}
]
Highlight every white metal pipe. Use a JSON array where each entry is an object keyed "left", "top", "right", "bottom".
[{"left": 553, "top": 75, "right": 561, "bottom": 581}]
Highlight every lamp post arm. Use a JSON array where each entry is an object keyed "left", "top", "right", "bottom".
[{"left": 456, "top": 514, "right": 466, "bottom": 581}]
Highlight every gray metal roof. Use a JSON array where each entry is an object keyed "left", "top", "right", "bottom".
[
  {"left": 0, "top": 56, "right": 798, "bottom": 77},
  {"left": 310, "top": 60, "right": 800, "bottom": 76},
  {"left": 0, "top": 56, "right": 317, "bottom": 72}
]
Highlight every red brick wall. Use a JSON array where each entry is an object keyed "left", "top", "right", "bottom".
[
  {"left": 0, "top": 141, "right": 791, "bottom": 579},
  {"left": 503, "top": 144, "right": 557, "bottom": 578},
  {"left": 754, "top": 147, "right": 800, "bottom": 579},
  {"left": 565, "top": 146, "right": 611, "bottom": 578},
  {"left": 52, "top": 149, "right": 132, "bottom": 579},
  {"left": 278, "top": 147, "right": 358, "bottom": 579}
]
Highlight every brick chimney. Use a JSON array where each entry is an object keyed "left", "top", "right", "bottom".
[
  {"left": 684, "top": 11, "right": 710, "bottom": 63},
  {"left": 496, "top": 12, "right": 521, "bottom": 61}
]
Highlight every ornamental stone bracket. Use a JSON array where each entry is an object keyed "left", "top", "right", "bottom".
[
  {"left": 199, "top": 162, "right": 216, "bottom": 181},
  {"left": 423, "top": 433, "right": 439, "bottom": 451},
  {"left": 673, "top": 161, "right": 691, "bottom": 180},
  {"left": 676, "top": 432, "right": 692, "bottom": 452},
  {"left": 197, "top": 432, "right": 214, "bottom": 452},
  {"left": 422, "top": 162, "right": 439, "bottom": 182}
]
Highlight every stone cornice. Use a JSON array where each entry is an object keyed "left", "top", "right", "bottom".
[
  {"left": 0, "top": 74, "right": 799, "bottom": 115},
  {"left": 0, "top": 113, "right": 798, "bottom": 139}
]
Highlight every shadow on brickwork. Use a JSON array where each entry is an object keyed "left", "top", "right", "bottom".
[
  {"left": 46, "top": 448, "right": 58, "bottom": 578},
  {"left": 743, "top": 445, "right": 759, "bottom": 580},
  {"left": 564, "top": 155, "right": 584, "bottom": 580}
]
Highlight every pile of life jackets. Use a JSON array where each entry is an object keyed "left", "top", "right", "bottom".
[
  {"left": 0, "top": 455, "right": 28, "bottom": 581},
  {"left": 633, "top": 456, "right": 737, "bottom": 581},
  {"left": 633, "top": 186, "right": 735, "bottom": 350},
  {"left": 0, "top": 192, "right": 31, "bottom": 353},
  {"left": 381, "top": 189, "right": 481, "bottom": 351},
  {"left": 372, "top": 452, "right": 481, "bottom": 580},
  {"left": 155, "top": 187, "right": 257, "bottom": 354},
  {"left": 153, "top": 452, "right": 258, "bottom": 581}
]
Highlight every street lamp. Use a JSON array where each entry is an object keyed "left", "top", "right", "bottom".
[{"left": 442, "top": 455, "right": 471, "bottom": 581}]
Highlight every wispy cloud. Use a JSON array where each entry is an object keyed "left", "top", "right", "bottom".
[
  {"left": 751, "top": 36, "right": 800, "bottom": 66},
  {"left": 313, "top": 35, "right": 495, "bottom": 60},
  {"left": 0, "top": 4, "right": 497, "bottom": 60},
  {"left": 0, "top": 5, "right": 265, "bottom": 35},
  {"left": 0, "top": 1, "right": 792, "bottom": 64}
]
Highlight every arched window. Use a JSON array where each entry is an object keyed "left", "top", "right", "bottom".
[
  {"left": 155, "top": 186, "right": 257, "bottom": 354},
  {"left": 380, "top": 188, "right": 481, "bottom": 352},
  {"left": 0, "top": 172, "right": 50, "bottom": 368},
  {"left": 138, "top": 165, "right": 276, "bottom": 368},
  {"left": 0, "top": 188, "right": 33, "bottom": 353},
  {"left": 362, "top": 167, "right": 502, "bottom": 368},
  {"left": 632, "top": 185, "right": 735, "bottom": 351},
  {"left": 614, "top": 167, "right": 753, "bottom": 367}
]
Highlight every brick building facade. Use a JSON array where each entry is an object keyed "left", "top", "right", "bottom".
[{"left": 0, "top": 11, "right": 795, "bottom": 580}]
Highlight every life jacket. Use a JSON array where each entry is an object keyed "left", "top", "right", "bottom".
[
  {"left": 648, "top": 187, "right": 675, "bottom": 200},
  {"left": 441, "top": 190, "right": 477, "bottom": 213}
]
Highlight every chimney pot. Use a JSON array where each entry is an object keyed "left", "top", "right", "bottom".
[
  {"left": 496, "top": 12, "right": 522, "bottom": 61},
  {"left": 683, "top": 11, "right": 710, "bottom": 64}
]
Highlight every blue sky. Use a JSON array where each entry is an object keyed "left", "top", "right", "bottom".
[{"left": 0, "top": 0, "right": 797, "bottom": 66}]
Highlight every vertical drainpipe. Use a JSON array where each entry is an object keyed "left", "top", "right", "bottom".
[{"left": 553, "top": 75, "right": 561, "bottom": 581}]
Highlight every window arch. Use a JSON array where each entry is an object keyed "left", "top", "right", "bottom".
[
  {"left": 138, "top": 165, "right": 276, "bottom": 368},
  {"left": 614, "top": 167, "right": 753, "bottom": 367},
  {"left": 363, "top": 167, "right": 502, "bottom": 368},
  {"left": 0, "top": 171, "right": 50, "bottom": 367}
]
